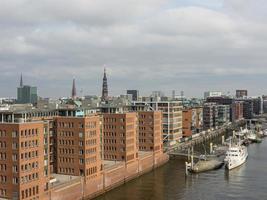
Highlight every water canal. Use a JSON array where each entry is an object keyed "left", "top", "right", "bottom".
[{"left": 95, "top": 133, "right": 267, "bottom": 200}]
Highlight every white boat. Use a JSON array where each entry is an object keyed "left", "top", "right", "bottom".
[
  {"left": 246, "top": 131, "right": 257, "bottom": 142},
  {"left": 224, "top": 143, "right": 248, "bottom": 170}
]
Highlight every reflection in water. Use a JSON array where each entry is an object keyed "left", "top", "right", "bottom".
[{"left": 95, "top": 138, "right": 267, "bottom": 200}]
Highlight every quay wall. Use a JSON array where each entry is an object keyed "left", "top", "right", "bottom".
[{"left": 45, "top": 152, "right": 169, "bottom": 200}]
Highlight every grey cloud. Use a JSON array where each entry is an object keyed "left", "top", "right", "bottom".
[{"left": 1, "top": 0, "right": 267, "bottom": 98}]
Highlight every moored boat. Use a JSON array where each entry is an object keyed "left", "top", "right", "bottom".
[{"left": 224, "top": 143, "right": 248, "bottom": 170}]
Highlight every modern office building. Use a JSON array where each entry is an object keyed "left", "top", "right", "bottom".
[
  {"left": 127, "top": 90, "right": 139, "bottom": 101},
  {"left": 206, "top": 96, "right": 236, "bottom": 122},
  {"left": 236, "top": 90, "right": 248, "bottom": 98},
  {"left": 203, "top": 103, "right": 218, "bottom": 130},
  {"left": 242, "top": 100, "right": 254, "bottom": 119},
  {"left": 17, "top": 86, "right": 38, "bottom": 105},
  {"left": 217, "top": 105, "right": 230, "bottom": 125},
  {"left": 17, "top": 75, "right": 38, "bottom": 105},
  {"left": 132, "top": 100, "right": 183, "bottom": 144}
]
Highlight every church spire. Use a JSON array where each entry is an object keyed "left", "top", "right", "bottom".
[
  {"left": 101, "top": 68, "right": 108, "bottom": 101},
  {"left": 71, "top": 78, "right": 77, "bottom": 99},
  {"left": 20, "top": 73, "right": 23, "bottom": 87}
]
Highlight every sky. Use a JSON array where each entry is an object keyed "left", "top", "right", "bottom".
[{"left": 1, "top": 0, "right": 267, "bottom": 98}]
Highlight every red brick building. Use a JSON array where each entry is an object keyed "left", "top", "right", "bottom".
[
  {"left": 102, "top": 113, "right": 138, "bottom": 163},
  {"left": 0, "top": 121, "right": 50, "bottom": 200},
  {"left": 182, "top": 107, "right": 203, "bottom": 137},
  {"left": 54, "top": 115, "right": 102, "bottom": 182},
  {"left": 138, "top": 111, "right": 163, "bottom": 153},
  {"left": 235, "top": 101, "right": 244, "bottom": 120}
]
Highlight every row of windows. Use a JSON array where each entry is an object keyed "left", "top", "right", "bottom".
[
  {"left": 21, "top": 173, "right": 39, "bottom": 184},
  {"left": 20, "top": 129, "right": 39, "bottom": 137},
  {"left": 21, "top": 161, "right": 38, "bottom": 172},
  {"left": 58, "top": 131, "right": 74, "bottom": 137},
  {"left": 85, "top": 139, "right": 97, "bottom": 145},
  {"left": 104, "top": 139, "right": 127, "bottom": 144},
  {"left": 104, "top": 132, "right": 117, "bottom": 137},
  {"left": 1, "top": 129, "right": 40, "bottom": 138},
  {"left": 59, "top": 148, "right": 75, "bottom": 154},
  {"left": 58, "top": 140, "right": 74, "bottom": 146},
  {"left": 104, "top": 146, "right": 117, "bottom": 151},
  {"left": 21, "top": 186, "right": 39, "bottom": 199},
  {"left": 57, "top": 122, "right": 97, "bottom": 129},
  {"left": 86, "top": 166, "right": 97, "bottom": 176},
  {"left": 103, "top": 125, "right": 124, "bottom": 130},
  {"left": 85, "top": 156, "right": 97, "bottom": 164},
  {"left": 103, "top": 118, "right": 122, "bottom": 123},
  {"left": 59, "top": 167, "right": 75, "bottom": 174},
  {"left": 59, "top": 157, "right": 75, "bottom": 163},
  {"left": 86, "top": 147, "right": 97, "bottom": 155},
  {"left": 85, "top": 122, "right": 97, "bottom": 129},
  {"left": 57, "top": 122, "right": 74, "bottom": 128},
  {"left": 21, "top": 150, "right": 39, "bottom": 160},
  {"left": 20, "top": 140, "right": 39, "bottom": 148},
  {"left": 104, "top": 155, "right": 120, "bottom": 160},
  {"left": 139, "top": 146, "right": 154, "bottom": 150}
]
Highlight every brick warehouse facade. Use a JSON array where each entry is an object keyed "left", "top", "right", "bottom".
[
  {"left": 102, "top": 112, "right": 138, "bottom": 163},
  {"left": 138, "top": 111, "right": 163, "bottom": 153},
  {"left": 0, "top": 121, "right": 50, "bottom": 200},
  {"left": 54, "top": 116, "right": 102, "bottom": 183},
  {"left": 0, "top": 111, "right": 169, "bottom": 200}
]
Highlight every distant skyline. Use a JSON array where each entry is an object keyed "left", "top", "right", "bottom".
[{"left": 1, "top": 0, "right": 267, "bottom": 98}]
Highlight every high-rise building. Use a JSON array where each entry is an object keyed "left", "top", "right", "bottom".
[
  {"left": 101, "top": 68, "right": 108, "bottom": 102},
  {"left": 127, "top": 90, "right": 139, "bottom": 101},
  {"left": 0, "top": 121, "right": 50, "bottom": 199},
  {"left": 54, "top": 115, "right": 102, "bottom": 183},
  {"left": 236, "top": 90, "right": 248, "bottom": 98},
  {"left": 102, "top": 112, "right": 138, "bottom": 162},
  {"left": 17, "top": 75, "right": 38, "bottom": 105}
]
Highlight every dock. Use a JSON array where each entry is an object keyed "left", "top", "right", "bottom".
[{"left": 166, "top": 120, "right": 245, "bottom": 155}]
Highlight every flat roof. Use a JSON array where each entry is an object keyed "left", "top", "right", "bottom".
[{"left": 50, "top": 173, "right": 81, "bottom": 188}]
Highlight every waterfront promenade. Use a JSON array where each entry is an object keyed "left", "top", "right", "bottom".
[{"left": 167, "top": 120, "right": 245, "bottom": 154}]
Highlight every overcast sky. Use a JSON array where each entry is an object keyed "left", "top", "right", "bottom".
[{"left": 1, "top": 0, "right": 267, "bottom": 98}]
